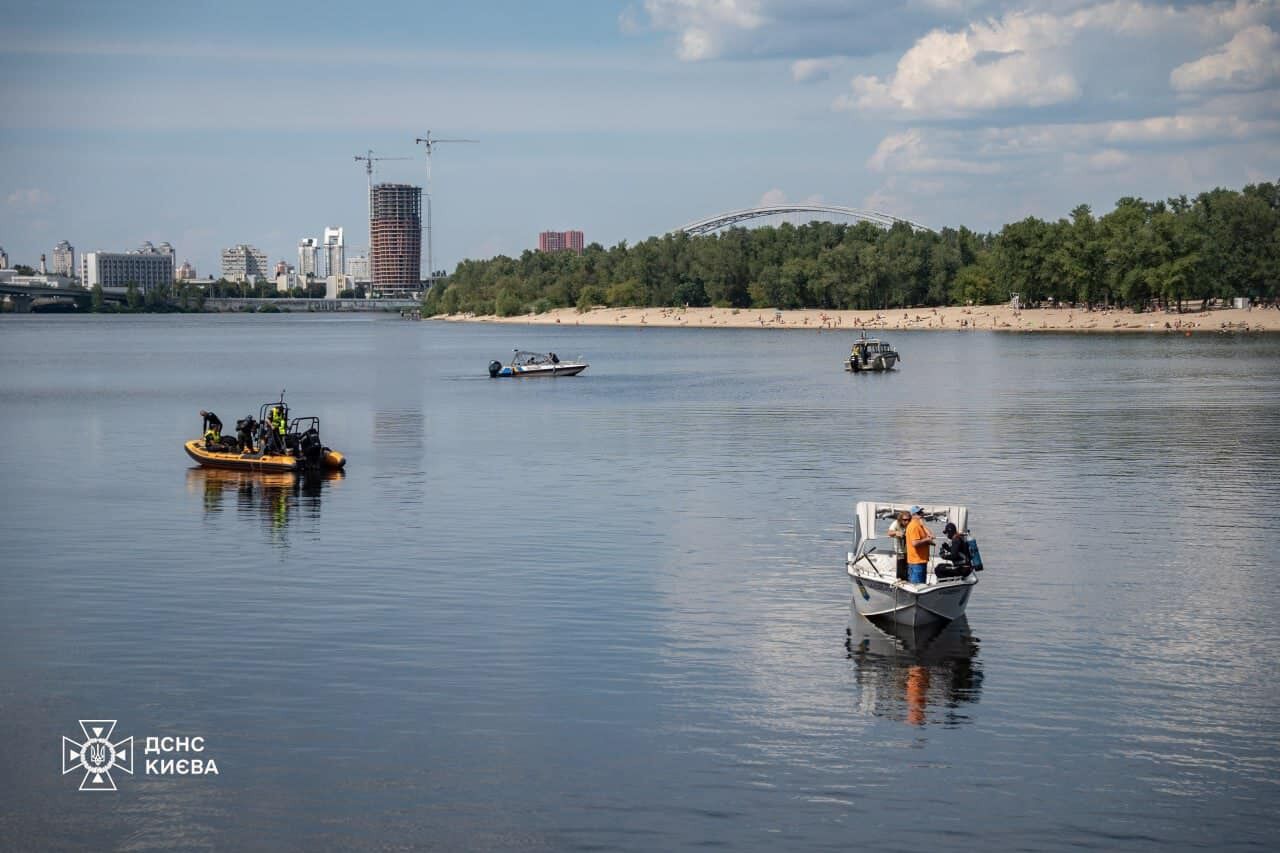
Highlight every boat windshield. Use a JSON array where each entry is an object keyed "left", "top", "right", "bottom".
[{"left": 857, "top": 535, "right": 897, "bottom": 559}]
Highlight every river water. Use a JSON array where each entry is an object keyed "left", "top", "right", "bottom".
[{"left": 2, "top": 314, "right": 1278, "bottom": 851}]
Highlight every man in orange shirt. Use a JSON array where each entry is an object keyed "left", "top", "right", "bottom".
[{"left": 905, "top": 505, "right": 935, "bottom": 584}]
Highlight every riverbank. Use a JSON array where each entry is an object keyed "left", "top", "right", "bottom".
[{"left": 433, "top": 303, "right": 1280, "bottom": 333}]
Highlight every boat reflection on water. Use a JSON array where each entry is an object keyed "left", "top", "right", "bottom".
[
  {"left": 845, "top": 610, "right": 983, "bottom": 727},
  {"left": 186, "top": 467, "right": 343, "bottom": 543}
]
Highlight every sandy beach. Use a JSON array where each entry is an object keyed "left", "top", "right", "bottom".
[{"left": 434, "top": 303, "right": 1280, "bottom": 333}]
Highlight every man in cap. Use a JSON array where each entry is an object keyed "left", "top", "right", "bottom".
[{"left": 905, "top": 505, "right": 935, "bottom": 584}]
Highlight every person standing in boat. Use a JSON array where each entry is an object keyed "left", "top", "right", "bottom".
[
  {"left": 905, "top": 505, "right": 935, "bottom": 584},
  {"left": 887, "top": 510, "right": 911, "bottom": 581},
  {"left": 269, "top": 406, "right": 287, "bottom": 451},
  {"left": 200, "top": 410, "right": 223, "bottom": 448}
]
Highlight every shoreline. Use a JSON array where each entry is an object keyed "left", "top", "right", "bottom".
[{"left": 431, "top": 304, "right": 1280, "bottom": 334}]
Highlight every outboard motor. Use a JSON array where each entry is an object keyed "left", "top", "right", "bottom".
[
  {"left": 488, "top": 360, "right": 503, "bottom": 378},
  {"left": 298, "top": 427, "right": 323, "bottom": 467},
  {"left": 966, "top": 534, "right": 984, "bottom": 571}
]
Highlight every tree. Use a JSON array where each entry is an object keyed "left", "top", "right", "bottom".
[{"left": 125, "top": 282, "right": 142, "bottom": 311}]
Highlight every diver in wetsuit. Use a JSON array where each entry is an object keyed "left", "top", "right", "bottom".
[{"left": 200, "top": 410, "right": 223, "bottom": 448}]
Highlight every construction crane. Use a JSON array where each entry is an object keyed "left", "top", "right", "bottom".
[
  {"left": 353, "top": 149, "right": 411, "bottom": 190},
  {"left": 353, "top": 150, "right": 411, "bottom": 293},
  {"left": 414, "top": 131, "right": 477, "bottom": 286}
]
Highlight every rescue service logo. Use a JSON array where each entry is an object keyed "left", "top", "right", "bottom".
[
  {"left": 62, "top": 720, "right": 134, "bottom": 791},
  {"left": 60, "top": 720, "right": 219, "bottom": 789}
]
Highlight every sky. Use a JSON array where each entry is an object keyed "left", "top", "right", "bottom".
[{"left": 1, "top": 0, "right": 1277, "bottom": 279}]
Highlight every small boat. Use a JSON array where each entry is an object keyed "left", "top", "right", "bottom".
[
  {"left": 845, "top": 334, "right": 899, "bottom": 372},
  {"left": 846, "top": 502, "right": 983, "bottom": 627},
  {"left": 185, "top": 394, "right": 346, "bottom": 473},
  {"left": 489, "top": 350, "right": 587, "bottom": 378},
  {"left": 184, "top": 440, "right": 302, "bottom": 472}
]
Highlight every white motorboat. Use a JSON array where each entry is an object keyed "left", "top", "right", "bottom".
[
  {"left": 489, "top": 350, "right": 588, "bottom": 378},
  {"left": 845, "top": 335, "right": 899, "bottom": 372},
  {"left": 846, "top": 501, "right": 983, "bottom": 627}
]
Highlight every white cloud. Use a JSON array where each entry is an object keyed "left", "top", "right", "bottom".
[
  {"left": 1070, "top": 148, "right": 1135, "bottom": 172},
  {"left": 867, "top": 129, "right": 1001, "bottom": 174},
  {"left": 5, "top": 188, "right": 53, "bottom": 209},
  {"left": 837, "top": 8, "right": 1088, "bottom": 116},
  {"left": 757, "top": 187, "right": 788, "bottom": 206},
  {"left": 755, "top": 189, "right": 826, "bottom": 206},
  {"left": 835, "top": 1, "right": 1280, "bottom": 117},
  {"left": 791, "top": 58, "right": 837, "bottom": 83},
  {"left": 1171, "top": 24, "right": 1280, "bottom": 92},
  {"left": 640, "top": 0, "right": 765, "bottom": 60}
]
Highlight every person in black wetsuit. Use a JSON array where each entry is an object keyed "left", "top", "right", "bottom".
[
  {"left": 939, "top": 522, "right": 972, "bottom": 576},
  {"left": 200, "top": 410, "right": 223, "bottom": 448}
]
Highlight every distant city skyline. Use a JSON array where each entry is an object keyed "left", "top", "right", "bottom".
[{"left": 2, "top": 1, "right": 1277, "bottom": 281}]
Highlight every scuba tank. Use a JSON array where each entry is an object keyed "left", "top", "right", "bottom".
[{"left": 965, "top": 534, "right": 983, "bottom": 571}]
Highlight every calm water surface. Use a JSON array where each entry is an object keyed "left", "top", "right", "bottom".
[{"left": 2, "top": 314, "right": 1278, "bottom": 851}]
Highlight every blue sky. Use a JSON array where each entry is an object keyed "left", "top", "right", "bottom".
[{"left": 2, "top": 0, "right": 1277, "bottom": 279}]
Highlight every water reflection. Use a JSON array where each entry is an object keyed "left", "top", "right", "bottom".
[
  {"left": 185, "top": 467, "right": 343, "bottom": 546},
  {"left": 845, "top": 612, "right": 983, "bottom": 727}
]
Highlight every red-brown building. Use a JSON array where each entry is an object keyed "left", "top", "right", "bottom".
[
  {"left": 371, "top": 183, "right": 422, "bottom": 295},
  {"left": 538, "top": 230, "right": 584, "bottom": 255}
]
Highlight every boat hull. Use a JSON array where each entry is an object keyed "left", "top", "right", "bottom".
[
  {"left": 846, "top": 355, "right": 898, "bottom": 372},
  {"left": 185, "top": 439, "right": 298, "bottom": 472},
  {"left": 494, "top": 363, "right": 587, "bottom": 377},
  {"left": 850, "top": 574, "right": 976, "bottom": 626}
]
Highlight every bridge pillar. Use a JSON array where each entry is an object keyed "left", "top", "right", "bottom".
[{"left": 11, "top": 294, "right": 32, "bottom": 313}]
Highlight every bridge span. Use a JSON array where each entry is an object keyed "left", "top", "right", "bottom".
[
  {"left": 676, "top": 204, "right": 930, "bottom": 236},
  {"left": 0, "top": 281, "right": 121, "bottom": 312}
]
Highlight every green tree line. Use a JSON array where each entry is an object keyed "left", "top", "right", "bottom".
[{"left": 425, "top": 181, "right": 1279, "bottom": 317}]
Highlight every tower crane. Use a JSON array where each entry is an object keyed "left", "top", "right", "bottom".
[
  {"left": 353, "top": 149, "right": 411, "bottom": 293},
  {"left": 414, "top": 131, "right": 478, "bottom": 286},
  {"left": 353, "top": 149, "right": 411, "bottom": 190}
]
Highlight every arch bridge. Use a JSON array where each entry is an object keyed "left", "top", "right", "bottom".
[{"left": 676, "top": 204, "right": 931, "bottom": 236}]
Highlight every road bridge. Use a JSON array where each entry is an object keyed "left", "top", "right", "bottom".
[
  {"left": 0, "top": 281, "right": 121, "bottom": 312},
  {"left": 676, "top": 204, "right": 931, "bottom": 236}
]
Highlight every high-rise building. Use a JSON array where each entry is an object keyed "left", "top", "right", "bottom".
[
  {"left": 0, "top": 246, "right": 7, "bottom": 269},
  {"left": 221, "top": 244, "right": 269, "bottom": 283},
  {"left": 538, "top": 230, "right": 585, "bottom": 254},
  {"left": 176, "top": 260, "right": 197, "bottom": 281},
  {"left": 345, "top": 254, "right": 370, "bottom": 283},
  {"left": 52, "top": 240, "right": 75, "bottom": 277},
  {"left": 81, "top": 242, "right": 176, "bottom": 292},
  {"left": 297, "top": 237, "right": 319, "bottom": 279},
  {"left": 370, "top": 183, "right": 422, "bottom": 295},
  {"left": 323, "top": 226, "right": 344, "bottom": 279}
]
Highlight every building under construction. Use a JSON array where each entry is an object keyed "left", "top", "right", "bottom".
[{"left": 370, "top": 183, "right": 422, "bottom": 295}]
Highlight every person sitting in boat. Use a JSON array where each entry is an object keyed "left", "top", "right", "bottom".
[
  {"left": 200, "top": 410, "right": 223, "bottom": 449},
  {"left": 550, "top": 352, "right": 559, "bottom": 364},
  {"left": 937, "top": 522, "right": 972, "bottom": 578},
  {"left": 939, "top": 522, "right": 971, "bottom": 567}
]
